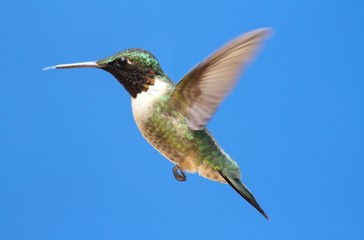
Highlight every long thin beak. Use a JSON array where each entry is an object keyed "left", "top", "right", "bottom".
[{"left": 43, "top": 61, "right": 103, "bottom": 71}]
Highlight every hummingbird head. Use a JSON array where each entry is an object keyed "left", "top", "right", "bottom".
[
  {"left": 97, "top": 49, "right": 164, "bottom": 98},
  {"left": 44, "top": 49, "right": 164, "bottom": 98}
]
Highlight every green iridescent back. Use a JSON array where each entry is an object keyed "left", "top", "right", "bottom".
[{"left": 141, "top": 92, "right": 241, "bottom": 179}]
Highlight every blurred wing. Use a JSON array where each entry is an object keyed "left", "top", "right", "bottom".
[{"left": 170, "top": 28, "right": 271, "bottom": 130}]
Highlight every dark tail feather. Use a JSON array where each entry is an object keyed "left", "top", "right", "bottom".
[{"left": 219, "top": 171, "right": 270, "bottom": 220}]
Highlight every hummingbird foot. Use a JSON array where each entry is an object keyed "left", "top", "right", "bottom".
[{"left": 172, "top": 165, "right": 186, "bottom": 181}]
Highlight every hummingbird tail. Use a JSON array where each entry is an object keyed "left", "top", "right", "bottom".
[{"left": 219, "top": 171, "right": 270, "bottom": 220}]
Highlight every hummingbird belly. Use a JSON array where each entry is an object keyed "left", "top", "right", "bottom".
[
  {"left": 141, "top": 120, "right": 228, "bottom": 183},
  {"left": 131, "top": 80, "right": 239, "bottom": 183},
  {"left": 132, "top": 99, "right": 233, "bottom": 183}
]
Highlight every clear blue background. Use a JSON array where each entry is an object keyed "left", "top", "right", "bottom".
[{"left": 1, "top": 1, "right": 363, "bottom": 239}]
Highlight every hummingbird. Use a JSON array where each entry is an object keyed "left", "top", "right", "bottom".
[{"left": 44, "top": 28, "right": 271, "bottom": 220}]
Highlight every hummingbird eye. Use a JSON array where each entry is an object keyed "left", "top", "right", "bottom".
[{"left": 117, "top": 57, "right": 128, "bottom": 67}]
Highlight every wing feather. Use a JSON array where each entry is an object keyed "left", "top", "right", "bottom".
[{"left": 170, "top": 28, "right": 272, "bottom": 130}]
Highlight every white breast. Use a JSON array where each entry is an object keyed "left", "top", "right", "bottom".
[{"left": 131, "top": 78, "right": 170, "bottom": 129}]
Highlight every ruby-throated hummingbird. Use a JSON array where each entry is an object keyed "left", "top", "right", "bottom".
[{"left": 44, "top": 28, "right": 271, "bottom": 220}]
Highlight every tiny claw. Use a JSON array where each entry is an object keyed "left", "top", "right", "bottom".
[{"left": 173, "top": 165, "right": 186, "bottom": 182}]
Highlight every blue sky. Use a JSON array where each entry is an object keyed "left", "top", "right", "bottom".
[{"left": 1, "top": 1, "right": 364, "bottom": 239}]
